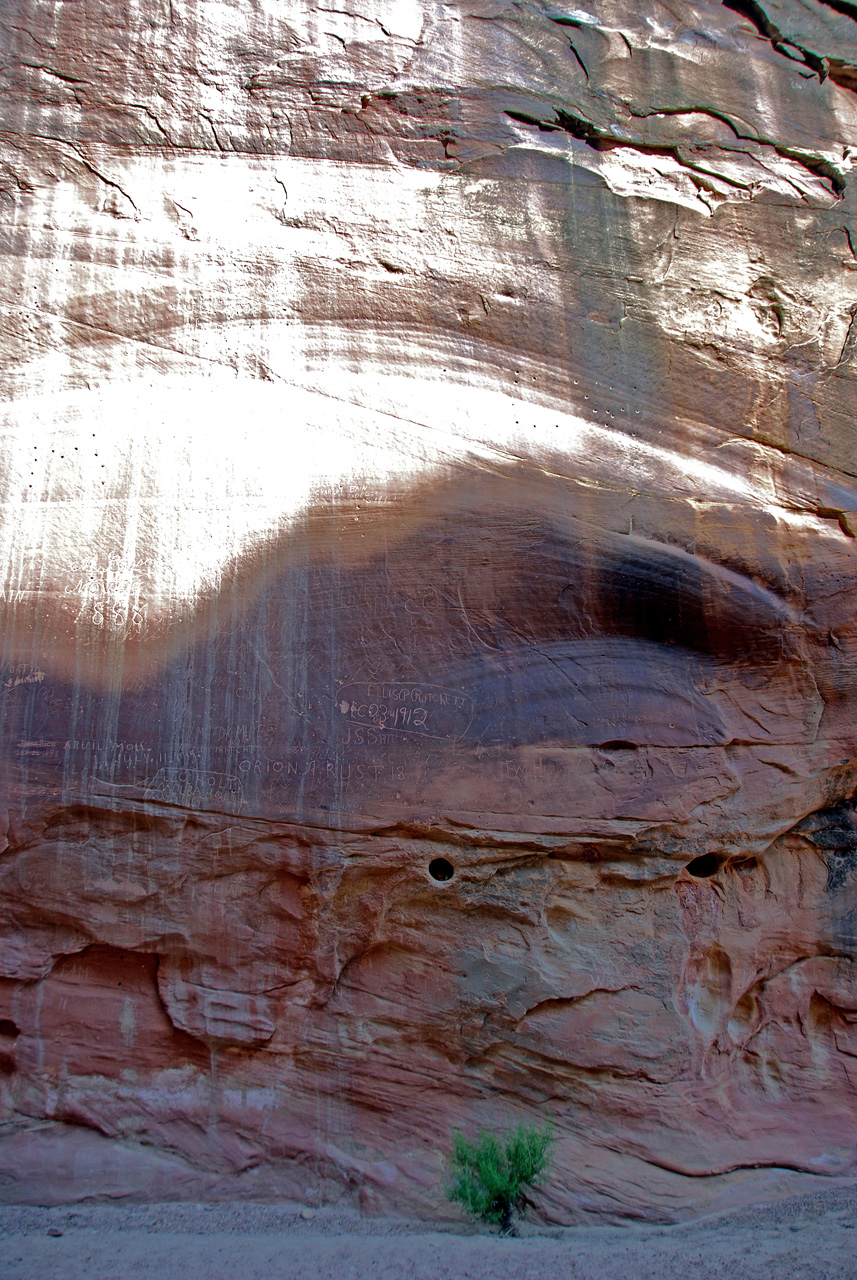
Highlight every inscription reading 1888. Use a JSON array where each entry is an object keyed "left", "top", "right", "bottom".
[{"left": 337, "top": 682, "right": 473, "bottom": 743}]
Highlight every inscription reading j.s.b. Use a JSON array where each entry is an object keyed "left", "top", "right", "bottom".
[{"left": 337, "top": 682, "right": 473, "bottom": 742}]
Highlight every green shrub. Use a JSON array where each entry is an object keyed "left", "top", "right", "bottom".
[{"left": 445, "top": 1121, "right": 554, "bottom": 1234}]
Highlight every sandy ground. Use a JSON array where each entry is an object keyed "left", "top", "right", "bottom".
[{"left": 1, "top": 1188, "right": 855, "bottom": 1279}]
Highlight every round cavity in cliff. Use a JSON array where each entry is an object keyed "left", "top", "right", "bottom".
[
  {"left": 685, "top": 853, "right": 720, "bottom": 879},
  {"left": 429, "top": 857, "right": 454, "bottom": 882},
  {"left": 0, "top": 1019, "right": 19, "bottom": 1039}
]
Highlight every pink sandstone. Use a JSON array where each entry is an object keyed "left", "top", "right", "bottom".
[{"left": 1, "top": 0, "right": 857, "bottom": 1223}]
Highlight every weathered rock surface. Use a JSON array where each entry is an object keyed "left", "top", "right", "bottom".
[{"left": 1, "top": 0, "right": 857, "bottom": 1222}]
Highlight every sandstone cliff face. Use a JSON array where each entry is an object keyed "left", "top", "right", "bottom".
[{"left": 1, "top": 0, "right": 857, "bottom": 1223}]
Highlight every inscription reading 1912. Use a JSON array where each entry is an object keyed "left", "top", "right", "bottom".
[{"left": 337, "top": 682, "right": 473, "bottom": 743}]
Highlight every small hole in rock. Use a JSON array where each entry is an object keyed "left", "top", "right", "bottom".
[
  {"left": 0, "top": 1019, "right": 20, "bottom": 1038},
  {"left": 685, "top": 853, "right": 720, "bottom": 879},
  {"left": 428, "top": 857, "right": 454, "bottom": 882}
]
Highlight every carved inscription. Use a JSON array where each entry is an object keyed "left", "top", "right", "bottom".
[
  {"left": 145, "top": 768, "right": 244, "bottom": 809},
  {"left": 337, "top": 682, "right": 473, "bottom": 742},
  {"left": 16, "top": 738, "right": 59, "bottom": 760},
  {"left": 3, "top": 665, "right": 45, "bottom": 689},
  {"left": 254, "top": 753, "right": 418, "bottom": 785}
]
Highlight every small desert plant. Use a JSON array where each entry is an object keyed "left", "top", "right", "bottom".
[{"left": 445, "top": 1120, "right": 554, "bottom": 1235}]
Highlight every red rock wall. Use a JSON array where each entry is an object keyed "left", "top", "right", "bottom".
[{"left": 1, "top": 0, "right": 857, "bottom": 1221}]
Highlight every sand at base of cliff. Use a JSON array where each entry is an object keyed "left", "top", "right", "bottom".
[{"left": 1, "top": 1187, "right": 855, "bottom": 1280}]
